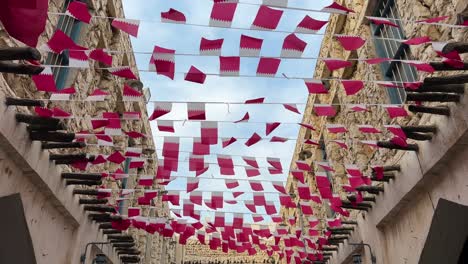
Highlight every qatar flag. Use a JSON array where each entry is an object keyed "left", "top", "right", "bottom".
[
  {"left": 102, "top": 112, "right": 121, "bottom": 135},
  {"left": 279, "top": 195, "right": 295, "bottom": 208},
  {"left": 222, "top": 137, "right": 237, "bottom": 148},
  {"left": 349, "top": 104, "right": 368, "bottom": 112},
  {"left": 128, "top": 207, "right": 140, "bottom": 218},
  {"left": 187, "top": 178, "right": 200, "bottom": 192},
  {"left": 317, "top": 161, "right": 334, "bottom": 172},
  {"left": 125, "top": 147, "right": 142, "bottom": 158},
  {"left": 250, "top": 181, "right": 264, "bottom": 191},
  {"left": 185, "top": 66, "right": 207, "bottom": 84},
  {"left": 341, "top": 80, "right": 364, "bottom": 95},
  {"left": 217, "top": 155, "right": 234, "bottom": 168},
  {"left": 107, "top": 151, "right": 126, "bottom": 164},
  {"left": 384, "top": 125, "right": 407, "bottom": 139},
  {"left": 225, "top": 179, "right": 239, "bottom": 189},
  {"left": 313, "top": 104, "right": 336, "bottom": 117},
  {"left": 316, "top": 172, "right": 331, "bottom": 188},
  {"left": 108, "top": 66, "right": 137, "bottom": 80},
  {"left": 233, "top": 213, "right": 244, "bottom": 228},
  {"left": 157, "top": 120, "right": 175, "bottom": 133},
  {"left": 49, "top": 87, "right": 76, "bottom": 101},
  {"left": 211, "top": 192, "right": 224, "bottom": 209},
  {"left": 190, "top": 191, "right": 203, "bottom": 205},
  {"left": 122, "top": 85, "right": 142, "bottom": 102},
  {"left": 149, "top": 46, "right": 176, "bottom": 80},
  {"left": 197, "top": 231, "right": 206, "bottom": 244},
  {"left": 88, "top": 49, "right": 113, "bottom": 65},
  {"left": 138, "top": 175, "right": 154, "bottom": 186},
  {"left": 300, "top": 201, "right": 313, "bottom": 215},
  {"left": 295, "top": 15, "right": 328, "bottom": 34},
  {"left": 245, "top": 97, "right": 265, "bottom": 104},
  {"left": 251, "top": 5, "right": 283, "bottom": 30},
  {"left": 431, "top": 42, "right": 462, "bottom": 60},
  {"left": 193, "top": 137, "right": 210, "bottom": 155},
  {"left": 156, "top": 166, "right": 171, "bottom": 180},
  {"left": 129, "top": 157, "right": 145, "bottom": 169},
  {"left": 327, "top": 217, "right": 342, "bottom": 228},
  {"left": 32, "top": 67, "right": 57, "bottom": 92},
  {"left": 326, "top": 124, "right": 348, "bottom": 133},
  {"left": 358, "top": 125, "right": 381, "bottom": 134},
  {"left": 246, "top": 167, "right": 261, "bottom": 177},
  {"left": 162, "top": 137, "right": 180, "bottom": 158},
  {"left": 40, "top": 30, "right": 84, "bottom": 54},
  {"left": 402, "top": 36, "right": 432, "bottom": 45},
  {"left": 210, "top": 2, "right": 237, "bottom": 27},
  {"left": 234, "top": 112, "right": 249, "bottom": 123},
  {"left": 336, "top": 35, "right": 366, "bottom": 51},
  {"left": 304, "top": 79, "right": 328, "bottom": 94},
  {"left": 253, "top": 193, "right": 266, "bottom": 206},
  {"left": 297, "top": 182, "right": 311, "bottom": 200},
  {"left": 296, "top": 160, "right": 312, "bottom": 171},
  {"left": 161, "top": 8, "right": 186, "bottom": 23},
  {"left": 239, "top": 34, "right": 263, "bottom": 57},
  {"left": 252, "top": 214, "right": 264, "bottom": 223},
  {"left": 201, "top": 121, "right": 218, "bottom": 145},
  {"left": 367, "top": 16, "right": 398, "bottom": 27},
  {"left": 361, "top": 140, "right": 379, "bottom": 148},
  {"left": 308, "top": 216, "right": 320, "bottom": 228},
  {"left": 266, "top": 122, "right": 281, "bottom": 136},
  {"left": 281, "top": 34, "right": 307, "bottom": 58},
  {"left": 323, "top": 58, "right": 352, "bottom": 71},
  {"left": 163, "top": 190, "right": 180, "bottom": 206},
  {"left": 242, "top": 156, "right": 259, "bottom": 168},
  {"left": 283, "top": 104, "right": 301, "bottom": 114},
  {"left": 187, "top": 103, "right": 206, "bottom": 120},
  {"left": 214, "top": 212, "right": 226, "bottom": 227},
  {"left": 268, "top": 167, "right": 283, "bottom": 174},
  {"left": 403, "top": 60, "right": 435, "bottom": 73},
  {"left": 256, "top": 57, "right": 281, "bottom": 77},
  {"left": 219, "top": 56, "right": 240, "bottom": 76},
  {"left": 267, "top": 157, "right": 282, "bottom": 170},
  {"left": 200, "top": 37, "right": 224, "bottom": 55},
  {"left": 321, "top": 2, "right": 354, "bottom": 14},
  {"left": 111, "top": 18, "right": 140, "bottom": 37},
  {"left": 383, "top": 105, "right": 408, "bottom": 118},
  {"left": 291, "top": 169, "right": 305, "bottom": 183},
  {"left": 97, "top": 189, "right": 112, "bottom": 199},
  {"left": 345, "top": 164, "right": 363, "bottom": 177},
  {"left": 245, "top": 133, "right": 262, "bottom": 147},
  {"left": 68, "top": 49, "right": 89, "bottom": 68},
  {"left": 66, "top": 1, "right": 91, "bottom": 23},
  {"left": 85, "top": 88, "right": 108, "bottom": 101},
  {"left": 189, "top": 155, "right": 205, "bottom": 171},
  {"left": 272, "top": 181, "right": 286, "bottom": 194}
]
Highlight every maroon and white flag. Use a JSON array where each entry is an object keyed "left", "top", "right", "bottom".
[
  {"left": 250, "top": 181, "right": 264, "bottom": 192},
  {"left": 251, "top": 5, "right": 283, "bottom": 30},
  {"left": 50, "top": 87, "right": 76, "bottom": 101},
  {"left": 336, "top": 35, "right": 366, "bottom": 51},
  {"left": 41, "top": 30, "right": 83, "bottom": 54},
  {"left": 108, "top": 67, "right": 137, "bottom": 80},
  {"left": 358, "top": 125, "right": 381, "bottom": 134},
  {"left": 246, "top": 167, "right": 261, "bottom": 177},
  {"left": 383, "top": 105, "right": 408, "bottom": 118},
  {"left": 239, "top": 34, "right": 263, "bottom": 57},
  {"left": 291, "top": 169, "right": 304, "bottom": 183},
  {"left": 162, "top": 137, "right": 180, "bottom": 158},
  {"left": 349, "top": 104, "right": 368, "bottom": 112},
  {"left": 85, "top": 88, "right": 108, "bottom": 101},
  {"left": 245, "top": 97, "right": 265, "bottom": 104},
  {"left": 217, "top": 155, "right": 234, "bottom": 168},
  {"left": 187, "top": 103, "right": 206, "bottom": 120},
  {"left": 341, "top": 80, "right": 364, "bottom": 95},
  {"left": 402, "top": 36, "right": 432, "bottom": 45},
  {"left": 323, "top": 59, "right": 352, "bottom": 71},
  {"left": 149, "top": 46, "right": 176, "bottom": 80},
  {"left": 66, "top": 1, "right": 91, "bottom": 23},
  {"left": 256, "top": 57, "right": 281, "bottom": 77},
  {"left": 187, "top": 178, "right": 200, "bottom": 192},
  {"left": 190, "top": 191, "right": 203, "bottom": 205},
  {"left": 245, "top": 133, "right": 262, "bottom": 147},
  {"left": 111, "top": 18, "right": 140, "bottom": 37},
  {"left": 345, "top": 164, "right": 363, "bottom": 177},
  {"left": 295, "top": 16, "right": 328, "bottom": 34},
  {"left": 272, "top": 181, "right": 286, "bottom": 194},
  {"left": 266, "top": 122, "right": 281, "bottom": 135},
  {"left": 222, "top": 137, "right": 237, "bottom": 148},
  {"left": 326, "top": 124, "right": 348, "bottom": 133},
  {"left": 317, "top": 161, "right": 334, "bottom": 172},
  {"left": 200, "top": 37, "right": 224, "bottom": 55},
  {"left": 296, "top": 160, "right": 311, "bottom": 171},
  {"left": 193, "top": 137, "right": 210, "bottom": 155},
  {"left": 283, "top": 104, "right": 301, "bottom": 114},
  {"left": 225, "top": 179, "right": 239, "bottom": 189},
  {"left": 267, "top": 157, "right": 282, "bottom": 170},
  {"left": 138, "top": 175, "right": 154, "bottom": 186},
  {"left": 149, "top": 102, "right": 172, "bottom": 120},
  {"left": 281, "top": 34, "right": 307, "bottom": 58},
  {"left": 403, "top": 60, "right": 435, "bottom": 73},
  {"left": 219, "top": 56, "right": 240, "bottom": 76},
  {"left": 299, "top": 123, "right": 315, "bottom": 131},
  {"left": 385, "top": 125, "right": 407, "bottom": 139},
  {"left": 201, "top": 121, "right": 218, "bottom": 145},
  {"left": 313, "top": 104, "right": 336, "bottom": 117},
  {"left": 304, "top": 79, "right": 328, "bottom": 94},
  {"left": 68, "top": 50, "right": 89, "bottom": 68},
  {"left": 242, "top": 156, "right": 259, "bottom": 168},
  {"left": 234, "top": 112, "right": 249, "bottom": 123},
  {"left": 366, "top": 16, "right": 398, "bottom": 27},
  {"left": 157, "top": 120, "right": 175, "bottom": 133},
  {"left": 185, "top": 66, "right": 207, "bottom": 84},
  {"left": 122, "top": 84, "right": 142, "bottom": 102},
  {"left": 161, "top": 8, "right": 186, "bottom": 23},
  {"left": 321, "top": 2, "right": 355, "bottom": 14},
  {"left": 189, "top": 155, "right": 205, "bottom": 171},
  {"left": 209, "top": 2, "right": 237, "bottom": 27},
  {"left": 88, "top": 49, "right": 112, "bottom": 66},
  {"left": 331, "top": 139, "right": 348, "bottom": 149}
]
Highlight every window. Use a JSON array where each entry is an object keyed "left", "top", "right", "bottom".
[
  {"left": 371, "top": 0, "right": 418, "bottom": 104},
  {"left": 45, "top": 0, "right": 84, "bottom": 89}
]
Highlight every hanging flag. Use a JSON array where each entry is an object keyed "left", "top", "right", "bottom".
[
  {"left": 211, "top": 192, "right": 224, "bottom": 209},
  {"left": 272, "top": 181, "right": 286, "bottom": 194},
  {"left": 85, "top": 88, "right": 108, "bottom": 101},
  {"left": 69, "top": 50, "right": 89, "bottom": 68},
  {"left": 161, "top": 8, "right": 186, "bottom": 23},
  {"left": 209, "top": 2, "right": 237, "bottom": 27},
  {"left": 402, "top": 36, "right": 432, "bottom": 45},
  {"left": 122, "top": 84, "right": 142, "bottom": 101},
  {"left": 291, "top": 169, "right": 305, "bottom": 183},
  {"left": 222, "top": 137, "right": 237, "bottom": 148},
  {"left": 299, "top": 123, "right": 315, "bottom": 131},
  {"left": 88, "top": 49, "right": 113, "bottom": 66},
  {"left": 250, "top": 181, "right": 264, "bottom": 192},
  {"left": 225, "top": 179, "right": 239, "bottom": 189},
  {"left": 416, "top": 15, "right": 449, "bottom": 24},
  {"left": 295, "top": 16, "right": 328, "bottom": 34},
  {"left": 256, "top": 57, "right": 281, "bottom": 77},
  {"left": 296, "top": 160, "right": 311, "bottom": 171},
  {"left": 331, "top": 139, "right": 348, "bottom": 149},
  {"left": 111, "top": 18, "right": 140, "bottom": 37},
  {"left": 200, "top": 37, "right": 224, "bottom": 55},
  {"left": 300, "top": 201, "right": 314, "bottom": 215},
  {"left": 341, "top": 80, "right": 364, "bottom": 95},
  {"left": 187, "top": 102, "right": 206, "bottom": 120},
  {"left": 107, "top": 151, "right": 126, "bottom": 164},
  {"left": 281, "top": 34, "right": 307, "bottom": 57},
  {"left": 32, "top": 67, "right": 56, "bottom": 92},
  {"left": 349, "top": 104, "right": 368, "bottom": 112},
  {"left": 251, "top": 5, "right": 283, "bottom": 30},
  {"left": 266, "top": 122, "right": 281, "bottom": 136},
  {"left": 268, "top": 167, "right": 283, "bottom": 174},
  {"left": 96, "top": 134, "right": 113, "bottom": 146},
  {"left": 149, "top": 102, "right": 172, "bottom": 120},
  {"left": 304, "top": 139, "right": 320, "bottom": 146},
  {"left": 367, "top": 16, "right": 399, "bottom": 27},
  {"left": 149, "top": 46, "right": 176, "bottom": 80},
  {"left": 246, "top": 167, "right": 261, "bottom": 177},
  {"left": 313, "top": 104, "right": 336, "bottom": 116},
  {"left": 190, "top": 192, "right": 203, "bottom": 205},
  {"left": 49, "top": 87, "right": 76, "bottom": 101},
  {"left": 193, "top": 137, "right": 210, "bottom": 155},
  {"left": 326, "top": 124, "right": 348, "bottom": 133},
  {"left": 267, "top": 157, "right": 282, "bottom": 170},
  {"left": 358, "top": 125, "right": 381, "bottom": 134},
  {"left": 157, "top": 120, "right": 175, "bottom": 133},
  {"left": 162, "top": 137, "right": 180, "bottom": 158},
  {"left": 125, "top": 130, "right": 146, "bottom": 139},
  {"left": 234, "top": 112, "right": 249, "bottom": 123},
  {"left": 201, "top": 121, "right": 218, "bottom": 145},
  {"left": 66, "top": 1, "right": 91, "bottom": 23},
  {"left": 245, "top": 97, "right": 265, "bottom": 104},
  {"left": 385, "top": 125, "right": 407, "bottom": 139},
  {"left": 217, "top": 155, "right": 234, "bottom": 168},
  {"left": 321, "top": 2, "right": 355, "bottom": 14},
  {"left": 297, "top": 182, "right": 311, "bottom": 200},
  {"left": 383, "top": 105, "right": 408, "bottom": 118},
  {"left": 187, "top": 178, "right": 200, "bottom": 192},
  {"left": 245, "top": 133, "right": 262, "bottom": 147},
  {"left": 317, "top": 161, "right": 334, "bottom": 172},
  {"left": 432, "top": 42, "right": 462, "bottom": 60},
  {"left": 219, "top": 56, "right": 240, "bottom": 76},
  {"left": 305, "top": 79, "right": 328, "bottom": 94},
  {"left": 364, "top": 57, "right": 392, "bottom": 65},
  {"left": 403, "top": 60, "right": 435, "bottom": 73},
  {"left": 283, "top": 104, "right": 301, "bottom": 114},
  {"left": 270, "top": 136, "right": 287, "bottom": 143},
  {"left": 336, "top": 35, "right": 366, "bottom": 51},
  {"left": 40, "top": 29, "right": 84, "bottom": 54},
  {"left": 279, "top": 195, "right": 295, "bottom": 208},
  {"left": 138, "top": 175, "right": 154, "bottom": 186},
  {"left": 185, "top": 66, "right": 207, "bottom": 84},
  {"left": 252, "top": 214, "right": 264, "bottom": 223},
  {"left": 102, "top": 112, "right": 121, "bottom": 135},
  {"left": 242, "top": 156, "right": 259, "bottom": 168},
  {"left": 323, "top": 59, "right": 352, "bottom": 71},
  {"left": 125, "top": 147, "right": 142, "bottom": 157},
  {"left": 239, "top": 34, "right": 263, "bottom": 57},
  {"left": 189, "top": 155, "right": 205, "bottom": 171},
  {"left": 108, "top": 66, "right": 137, "bottom": 80},
  {"left": 345, "top": 164, "right": 363, "bottom": 177}
]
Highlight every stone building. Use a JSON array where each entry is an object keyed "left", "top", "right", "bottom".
[
  {"left": 0, "top": 0, "right": 178, "bottom": 263},
  {"left": 280, "top": 0, "right": 468, "bottom": 263}
]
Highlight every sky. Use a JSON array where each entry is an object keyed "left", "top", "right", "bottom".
[{"left": 122, "top": 0, "right": 330, "bottom": 225}]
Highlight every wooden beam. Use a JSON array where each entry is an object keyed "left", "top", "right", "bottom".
[
  {"left": 0, "top": 61, "right": 44, "bottom": 75},
  {"left": 84, "top": 206, "right": 116, "bottom": 213},
  {"left": 406, "top": 92, "right": 460, "bottom": 102},
  {"left": 62, "top": 173, "right": 102, "bottom": 181},
  {"left": 5, "top": 97, "right": 44, "bottom": 107},
  {"left": 413, "top": 83, "right": 465, "bottom": 94},
  {"left": 0, "top": 47, "right": 41, "bottom": 61},
  {"left": 442, "top": 42, "right": 468, "bottom": 54},
  {"left": 430, "top": 62, "right": 468, "bottom": 71},
  {"left": 405, "top": 131, "right": 433, "bottom": 141},
  {"left": 423, "top": 74, "right": 468, "bottom": 85},
  {"left": 347, "top": 195, "right": 376, "bottom": 203},
  {"left": 65, "top": 180, "right": 102, "bottom": 186},
  {"left": 42, "top": 142, "right": 85, "bottom": 149},
  {"left": 29, "top": 131, "right": 75, "bottom": 142},
  {"left": 16, "top": 114, "right": 61, "bottom": 126},
  {"left": 371, "top": 175, "right": 395, "bottom": 182},
  {"left": 401, "top": 126, "right": 437, "bottom": 133},
  {"left": 377, "top": 141, "right": 419, "bottom": 151},
  {"left": 103, "top": 229, "right": 121, "bottom": 235},
  {"left": 356, "top": 186, "right": 384, "bottom": 194},
  {"left": 73, "top": 189, "right": 99, "bottom": 196},
  {"left": 112, "top": 243, "right": 135, "bottom": 248},
  {"left": 408, "top": 105, "right": 450, "bottom": 116},
  {"left": 79, "top": 198, "right": 108, "bottom": 205}
]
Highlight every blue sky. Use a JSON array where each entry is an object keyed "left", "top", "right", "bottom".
[{"left": 122, "top": 0, "right": 330, "bottom": 225}]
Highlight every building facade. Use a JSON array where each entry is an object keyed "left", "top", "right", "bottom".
[
  {"left": 0, "top": 0, "right": 178, "bottom": 263},
  {"left": 281, "top": 0, "right": 468, "bottom": 263}
]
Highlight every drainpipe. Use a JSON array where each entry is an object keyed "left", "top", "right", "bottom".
[{"left": 118, "top": 158, "right": 130, "bottom": 214}]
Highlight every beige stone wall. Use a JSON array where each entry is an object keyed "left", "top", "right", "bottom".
[
  {"left": 0, "top": 0, "right": 175, "bottom": 263},
  {"left": 281, "top": 0, "right": 467, "bottom": 260}
]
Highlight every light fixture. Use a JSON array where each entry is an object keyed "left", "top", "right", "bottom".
[
  {"left": 80, "top": 242, "right": 110, "bottom": 264},
  {"left": 349, "top": 243, "right": 377, "bottom": 264},
  {"left": 352, "top": 253, "right": 362, "bottom": 264},
  {"left": 93, "top": 254, "right": 108, "bottom": 264}
]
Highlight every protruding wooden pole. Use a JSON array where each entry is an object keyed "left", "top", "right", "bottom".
[
  {"left": 424, "top": 74, "right": 468, "bottom": 85},
  {"left": 79, "top": 198, "right": 108, "bottom": 205},
  {"left": 347, "top": 195, "right": 376, "bottom": 203},
  {"left": 42, "top": 142, "right": 85, "bottom": 149},
  {"left": 66, "top": 180, "right": 102, "bottom": 186},
  {"left": 16, "top": 114, "right": 61, "bottom": 126},
  {"left": 29, "top": 131, "right": 75, "bottom": 142},
  {"left": 408, "top": 105, "right": 450, "bottom": 116},
  {"left": 99, "top": 223, "right": 113, "bottom": 229},
  {"left": 356, "top": 186, "right": 384, "bottom": 194},
  {"left": 27, "top": 123, "right": 67, "bottom": 132},
  {"left": 405, "top": 132, "right": 433, "bottom": 141},
  {"left": 5, "top": 97, "right": 44, "bottom": 107},
  {"left": 50, "top": 153, "right": 88, "bottom": 161},
  {"left": 62, "top": 173, "right": 102, "bottom": 181},
  {"left": 120, "top": 256, "right": 140, "bottom": 263},
  {"left": 103, "top": 229, "right": 121, "bottom": 235},
  {"left": 328, "top": 227, "right": 355, "bottom": 232},
  {"left": 377, "top": 141, "right": 419, "bottom": 151},
  {"left": 84, "top": 206, "right": 116, "bottom": 213},
  {"left": 371, "top": 175, "right": 395, "bottom": 182},
  {"left": 401, "top": 126, "right": 437, "bottom": 134},
  {"left": 73, "top": 189, "right": 99, "bottom": 196},
  {"left": 0, "top": 47, "right": 42, "bottom": 61},
  {"left": 112, "top": 243, "right": 135, "bottom": 248},
  {"left": 413, "top": 83, "right": 465, "bottom": 94},
  {"left": 442, "top": 42, "right": 468, "bottom": 54},
  {"left": 341, "top": 220, "right": 358, "bottom": 225},
  {"left": 0, "top": 61, "right": 44, "bottom": 75},
  {"left": 406, "top": 92, "right": 460, "bottom": 102},
  {"left": 430, "top": 62, "right": 468, "bottom": 71}
]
